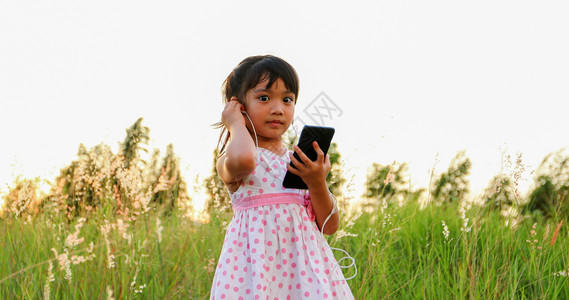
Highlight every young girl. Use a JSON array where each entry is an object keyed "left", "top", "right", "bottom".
[{"left": 210, "top": 55, "right": 354, "bottom": 299}]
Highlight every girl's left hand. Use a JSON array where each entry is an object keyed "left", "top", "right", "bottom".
[{"left": 286, "top": 141, "right": 331, "bottom": 188}]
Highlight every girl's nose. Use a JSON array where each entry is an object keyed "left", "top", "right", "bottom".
[{"left": 270, "top": 102, "right": 284, "bottom": 115}]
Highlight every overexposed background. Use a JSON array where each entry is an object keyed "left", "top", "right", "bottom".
[{"left": 1, "top": 0, "right": 568, "bottom": 211}]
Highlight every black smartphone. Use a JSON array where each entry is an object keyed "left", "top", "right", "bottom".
[{"left": 282, "top": 125, "right": 335, "bottom": 189}]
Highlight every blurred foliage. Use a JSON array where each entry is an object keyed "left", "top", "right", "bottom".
[
  {"left": 204, "top": 148, "right": 232, "bottom": 215},
  {"left": 326, "top": 142, "right": 346, "bottom": 201},
  {"left": 150, "top": 144, "right": 191, "bottom": 216},
  {"left": 0, "top": 176, "right": 42, "bottom": 218},
  {"left": 364, "top": 162, "right": 408, "bottom": 200},
  {"left": 4, "top": 118, "right": 569, "bottom": 227},
  {"left": 48, "top": 143, "right": 117, "bottom": 218},
  {"left": 431, "top": 151, "right": 471, "bottom": 203},
  {"left": 523, "top": 148, "right": 569, "bottom": 220},
  {"left": 363, "top": 161, "right": 423, "bottom": 208},
  {"left": 1, "top": 118, "right": 191, "bottom": 221},
  {"left": 483, "top": 175, "right": 516, "bottom": 212},
  {"left": 121, "top": 118, "right": 150, "bottom": 169}
]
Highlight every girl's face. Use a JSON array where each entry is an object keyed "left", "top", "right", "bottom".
[{"left": 243, "top": 76, "right": 295, "bottom": 145}]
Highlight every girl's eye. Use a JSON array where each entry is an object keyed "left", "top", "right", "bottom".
[
  {"left": 258, "top": 95, "right": 269, "bottom": 101},
  {"left": 284, "top": 97, "right": 294, "bottom": 103}
]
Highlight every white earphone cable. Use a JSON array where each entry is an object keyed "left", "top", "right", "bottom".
[{"left": 241, "top": 111, "right": 357, "bottom": 281}]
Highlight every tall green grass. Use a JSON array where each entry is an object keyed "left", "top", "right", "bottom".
[{"left": 1, "top": 199, "right": 568, "bottom": 299}]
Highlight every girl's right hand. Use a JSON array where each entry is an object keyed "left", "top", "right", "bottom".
[{"left": 221, "top": 98, "right": 246, "bottom": 130}]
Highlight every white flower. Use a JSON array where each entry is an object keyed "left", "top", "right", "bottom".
[
  {"left": 116, "top": 218, "right": 131, "bottom": 244},
  {"left": 554, "top": 267, "right": 569, "bottom": 277},
  {"left": 203, "top": 258, "right": 216, "bottom": 273},
  {"left": 384, "top": 162, "right": 396, "bottom": 185},
  {"left": 130, "top": 267, "right": 139, "bottom": 290},
  {"left": 107, "top": 285, "right": 115, "bottom": 300},
  {"left": 442, "top": 220, "right": 452, "bottom": 243},
  {"left": 65, "top": 218, "right": 86, "bottom": 248},
  {"left": 459, "top": 205, "right": 472, "bottom": 233},
  {"left": 333, "top": 229, "right": 359, "bottom": 242},
  {"left": 156, "top": 217, "right": 164, "bottom": 243},
  {"left": 43, "top": 261, "right": 55, "bottom": 300},
  {"left": 526, "top": 223, "right": 542, "bottom": 250},
  {"left": 51, "top": 248, "right": 72, "bottom": 282},
  {"left": 101, "top": 222, "right": 115, "bottom": 269},
  {"left": 134, "top": 284, "right": 146, "bottom": 294}
]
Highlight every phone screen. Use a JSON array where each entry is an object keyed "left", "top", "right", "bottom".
[{"left": 282, "top": 125, "right": 335, "bottom": 189}]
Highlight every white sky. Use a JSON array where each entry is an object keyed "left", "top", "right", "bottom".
[{"left": 1, "top": 0, "right": 568, "bottom": 211}]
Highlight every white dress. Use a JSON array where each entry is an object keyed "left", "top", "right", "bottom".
[{"left": 210, "top": 148, "right": 354, "bottom": 300}]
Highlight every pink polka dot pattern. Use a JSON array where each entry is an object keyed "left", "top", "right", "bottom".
[{"left": 211, "top": 148, "right": 354, "bottom": 299}]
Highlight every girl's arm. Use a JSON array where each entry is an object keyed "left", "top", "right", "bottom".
[
  {"left": 286, "top": 141, "right": 339, "bottom": 235},
  {"left": 217, "top": 99, "right": 257, "bottom": 186}
]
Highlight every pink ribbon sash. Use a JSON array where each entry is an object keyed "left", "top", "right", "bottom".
[{"left": 232, "top": 192, "right": 316, "bottom": 221}]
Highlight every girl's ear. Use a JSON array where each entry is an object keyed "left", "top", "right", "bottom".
[
  {"left": 230, "top": 96, "right": 246, "bottom": 112},
  {"left": 230, "top": 96, "right": 247, "bottom": 110},
  {"left": 230, "top": 96, "right": 244, "bottom": 104}
]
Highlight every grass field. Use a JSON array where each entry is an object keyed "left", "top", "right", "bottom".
[{"left": 1, "top": 197, "right": 568, "bottom": 299}]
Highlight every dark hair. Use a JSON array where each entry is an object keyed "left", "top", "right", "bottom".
[{"left": 214, "top": 55, "right": 300, "bottom": 156}]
